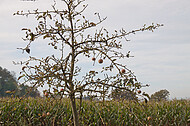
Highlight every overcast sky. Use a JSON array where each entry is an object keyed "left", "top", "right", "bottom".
[{"left": 0, "top": 0, "right": 190, "bottom": 99}]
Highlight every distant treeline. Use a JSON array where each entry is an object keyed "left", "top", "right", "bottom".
[{"left": 0, "top": 66, "right": 40, "bottom": 97}]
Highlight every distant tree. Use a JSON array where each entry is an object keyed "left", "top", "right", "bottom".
[
  {"left": 150, "top": 89, "right": 170, "bottom": 101},
  {"left": 14, "top": 0, "right": 162, "bottom": 125},
  {"left": 0, "top": 66, "right": 18, "bottom": 97},
  {"left": 0, "top": 66, "right": 40, "bottom": 97}
]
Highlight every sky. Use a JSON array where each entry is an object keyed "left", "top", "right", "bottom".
[{"left": 0, "top": 0, "right": 190, "bottom": 99}]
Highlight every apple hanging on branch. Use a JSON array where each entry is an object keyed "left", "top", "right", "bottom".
[
  {"left": 121, "top": 69, "right": 126, "bottom": 73},
  {"left": 98, "top": 59, "right": 103, "bottom": 64}
]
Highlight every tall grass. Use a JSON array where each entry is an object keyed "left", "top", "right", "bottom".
[{"left": 0, "top": 97, "right": 189, "bottom": 125}]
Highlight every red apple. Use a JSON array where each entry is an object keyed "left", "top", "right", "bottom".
[
  {"left": 121, "top": 69, "right": 126, "bottom": 73},
  {"left": 137, "top": 90, "right": 141, "bottom": 94},
  {"left": 98, "top": 59, "right": 103, "bottom": 64},
  {"left": 44, "top": 92, "right": 48, "bottom": 97},
  {"left": 42, "top": 112, "right": 46, "bottom": 117},
  {"left": 147, "top": 116, "right": 152, "bottom": 121},
  {"left": 47, "top": 112, "right": 50, "bottom": 116},
  {"left": 92, "top": 57, "right": 96, "bottom": 61}
]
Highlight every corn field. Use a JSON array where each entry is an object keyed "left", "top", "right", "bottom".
[{"left": 0, "top": 97, "right": 190, "bottom": 126}]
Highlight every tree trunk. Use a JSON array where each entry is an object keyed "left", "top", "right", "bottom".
[
  {"left": 70, "top": 93, "right": 80, "bottom": 126},
  {"left": 79, "top": 91, "right": 83, "bottom": 115}
]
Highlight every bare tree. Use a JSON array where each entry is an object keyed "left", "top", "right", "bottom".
[{"left": 14, "top": 0, "right": 163, "bottom": 125}]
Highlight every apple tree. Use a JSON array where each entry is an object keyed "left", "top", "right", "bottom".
[{"left": 14, "top": 0, "right": 162, "bottom": 125}]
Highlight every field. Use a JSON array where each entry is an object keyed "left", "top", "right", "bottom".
[{"left": 0, "top": 97, "right": 190, "bottom": 126}]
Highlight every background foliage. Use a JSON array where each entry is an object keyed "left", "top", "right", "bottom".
[
  {"left": 0, "top": 66, "right": 40, "bottom": 97},
  {"left": 150, "top": 89, "right": 170, "bottom": 101}
]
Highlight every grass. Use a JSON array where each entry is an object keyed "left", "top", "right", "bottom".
[{"left": 0, "top": 97, "right": 190, "bottom": 125}]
